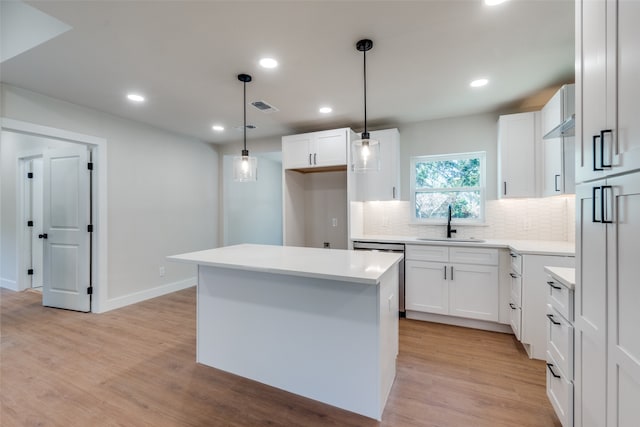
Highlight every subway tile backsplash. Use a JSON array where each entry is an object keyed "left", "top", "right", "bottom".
[{"left": 358, "top": 195, "right": 575, "bottom": 242}]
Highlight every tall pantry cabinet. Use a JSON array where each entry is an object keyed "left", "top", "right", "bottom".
[{"left": 574, "top": 0, "right": 640, "bottom": 426}]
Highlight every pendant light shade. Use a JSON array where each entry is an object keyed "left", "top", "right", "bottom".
[
  {"left": 352, "top": 39, "right": 380, "bottom": 172},
  {"left": 233, "top": 73, "right": 258, "bottom": 182}
]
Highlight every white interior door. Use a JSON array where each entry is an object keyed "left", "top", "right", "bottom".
[
  {"left": 42, "top": 147, "right": 91, "bottom": 312},
  {"left": 31, "top": 158, "right": 44, "bottom": 288}
]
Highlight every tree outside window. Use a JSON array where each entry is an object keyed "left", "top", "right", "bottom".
[{"left": 410, "top": 152, "right": 486, "bottom": 222}]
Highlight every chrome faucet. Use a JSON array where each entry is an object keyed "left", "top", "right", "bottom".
[{"left": 447, "top": 204, "right": 457, "bottom": 238}]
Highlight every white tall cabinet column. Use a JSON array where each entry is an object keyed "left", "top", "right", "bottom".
[{"left": 574, "top": 0, "right": 640, "bottom": 425}]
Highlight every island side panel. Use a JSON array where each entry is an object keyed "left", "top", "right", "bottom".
[
  {"left": 197, "top": 265, "right": 383, "bottom": 420},
  {"left": 378, "top": 263, "right": 399, "bottom": 410}
]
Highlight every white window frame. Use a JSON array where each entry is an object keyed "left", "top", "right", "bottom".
[{"left": 410, "top": 151, "right": 486, "bottom": 224}]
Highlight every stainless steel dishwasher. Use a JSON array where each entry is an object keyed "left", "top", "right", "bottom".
[{"left": 352, "top": 241, "right": 406, "bottom": 316}]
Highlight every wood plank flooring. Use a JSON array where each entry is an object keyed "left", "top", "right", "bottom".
[{"left": 0, "top": 287, "right": 561, "bottom": 427}]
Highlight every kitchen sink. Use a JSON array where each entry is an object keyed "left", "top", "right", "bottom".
[{"left": 416, "top": 238, "right": 486, "bottom": 243}]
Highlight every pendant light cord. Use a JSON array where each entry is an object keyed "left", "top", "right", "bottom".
[
  {"left": 363, "top": 48, "right": 367, "bottom": 135},
  {"left": 243, "top": 80, "right": 247, "bottom": 152}
]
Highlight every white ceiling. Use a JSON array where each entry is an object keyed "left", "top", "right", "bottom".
[{"left": 0, "top": 0, "right": 574, "bottom": 145}]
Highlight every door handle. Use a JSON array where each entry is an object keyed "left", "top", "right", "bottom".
[
  {"left": 503, "top": 181, "right": 507, "bottom": 196},
  {"left": 510, "top": 272, "right": 518, "bottom": 278},
  {"left": 444, "top": 265, "right": 447, "bottom": 280},
  {"left": 450, "top": 266, "right": 454, "bottom": 280},
  {"left": 309, "top": 153, "right": 312, "bottom": 165},
  {"left": 509, "top": 303, "right": 517, "bottom": 310},
  {"left": 38, "top": 233, "right": 48, "bottom": 239},
  {"left": 554, "top": 174, "right": 561, "bottom": 192},
  {"left": 313, "top": 153, "right": 317, "bottom": 165}
]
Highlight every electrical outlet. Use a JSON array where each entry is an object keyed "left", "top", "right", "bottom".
[{"left": 159, "top": 266, "right": 165, "bottom": 277}]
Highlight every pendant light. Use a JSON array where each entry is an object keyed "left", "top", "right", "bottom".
[
  {"left": 233, "top": 73, "right": 258, "bottom": 182},
  {"left": 352, "top": 39, "right": 380, "bottom": 172}
]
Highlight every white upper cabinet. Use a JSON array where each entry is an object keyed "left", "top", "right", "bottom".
[
  {"left": 576, "top": 0, "right": 640, "bottom": 183},
  {"left": 282, "top": 128, "right": 348, "bottom": 170},
  {"left": 352, "top": 128, "right": 401, "bottom": 201},
  {"left": 497, "top": 112, "right": 538, "bottom": 198},
  {"left": 541, "top": 85, "right": 576, "bottom": 197}
]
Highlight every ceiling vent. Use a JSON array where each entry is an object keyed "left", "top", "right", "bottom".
[{"left": 251, "top": 100, "right": 279, "bottom": 113}]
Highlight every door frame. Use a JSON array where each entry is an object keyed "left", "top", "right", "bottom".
[{"left": 3, "top": 117, "right": 108, "bottom": 313}]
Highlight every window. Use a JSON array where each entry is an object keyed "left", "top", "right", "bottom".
[{"left": 410, "top": 151, "right": 486, "bottom": 223}]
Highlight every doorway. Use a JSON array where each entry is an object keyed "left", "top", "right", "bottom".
[{"left": 0, "top": 118, "right": 107, "bottom": 312}]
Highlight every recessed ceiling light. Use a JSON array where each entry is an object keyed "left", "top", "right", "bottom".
[
  {"left": 484, "top": 0, "right": 509, "bottom": 5},
  {"left": 126, "top": 93, "right": 145, "bottom": 103},
  {"left": 212, "top": 125, "right": 224, "bottom": 132},
  {"left": 259, "top": 58, "right": 278, "bottom": 69},
  {"left": 470, "top": 78, "right": 489, "bottom": 88},
  {"left": 319, "top": 106, "right": 333, "bottom": 114}
]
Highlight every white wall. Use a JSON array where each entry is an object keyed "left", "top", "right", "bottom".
[
  {"left": 223, "top": 153, "right": 282, "bottom": 246},
  {"left": 397, "top": 113, "right": 499, "bottom": 200},
  {"left": 0, "top": 84, "right": 219, "bottom": 309}
]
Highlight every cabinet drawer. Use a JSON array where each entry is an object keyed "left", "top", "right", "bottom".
[
  {"left": 406, "top": 245, "right": 448, "bottom": 262},
  {"left": 546, "top": 305, "right": 574, "bottom": 380},
  {"left": 510, "top": 272, "right": 522, "bottom": 306},
  {"left": 449, "top": 247, "right": 498, "bottom": 266},
  {"left": 546, "top": 352, "right": 573, "bottom": 427},
  {"left": 509, "top": 251, "right": 522, "bottom": 275},
  {"left": 509, "top": 300, "right": 521, "bottom": 340},
  {"left": 546, "top": 277, "right": 574, "bottom": 322}
]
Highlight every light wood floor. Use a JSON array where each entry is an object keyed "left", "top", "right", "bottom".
[{"left": 1, "top": 287, "right": 561, "bottom": 427}]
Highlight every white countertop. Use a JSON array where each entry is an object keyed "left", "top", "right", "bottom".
[
  {"left": 544, "top": 266, "right": 576, "bottom": 290},
  {"left": 168, "top": 244, "right": 403, "bottom": 285},
  {"left": 352, "top": 235, "right": 575, "bottom": 257}
]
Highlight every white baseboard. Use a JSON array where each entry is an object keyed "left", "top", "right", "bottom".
[
  {"left": 405, "top": 310, "right": 514, "bottom": 334},
  {"left": 97, "top": 277, "right": 196, "bottom": 313},
  {"left": 0, "top": 277, "right": 18, "bottom": 291}
]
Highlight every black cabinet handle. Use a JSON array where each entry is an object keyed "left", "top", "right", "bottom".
[
  {"left": 38, "top": 233, "right": 48, "bottom": 239},
  {"left": 510, "top": 272, "right": 518, "bottom": 279},
  {"left": 547, "top": 314, "right": 561, "bottom": 325},
  {"left": 546, "top": 363, "right": 561, "bottom": 379},
  {"left": 593, "top": 134, "right": 603, "bottom": 171},
  {"left": 309, "top": 153, "right": 312, "bottom": 165},
  {"left": 592, "top": 186, "right": 601, "bottom": 223},
  {"left": 313, "top": 153, "right": 317, "bottom": 165},
  {"left": 554, "top": 174, "right": 561, "bottom": 192},
  {"left": 547, "top": 280, "right": 562, "bottom": 290},
  {"left": 600, "top": 129, "right": 612, "bottom": 168},
  {"left": 450, "top": 266, "right": 454, "bottom": 280},
  {"left": 503, "top": 181, "right": 507, "bottom": 196},
  {"left": 444, "top": 265, "right": 447, "bottom": 280},
  {"left": 509, "top": 303, "right": 517, "bottom": 310},
  {"left": 601, "top": 185, "right": 613, "bottom": 224},
  {"left": 510, "top": 253, "right": 517, "bottom": 258},
  {"left": 392, "top": 186, "right": 397, "bottom": 199}
]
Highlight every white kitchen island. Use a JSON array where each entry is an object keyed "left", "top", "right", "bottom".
[{"left": 168, "top": 244, "right": 402, "bottom": 420}]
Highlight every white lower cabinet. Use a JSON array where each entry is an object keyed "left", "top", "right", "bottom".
[
  {"left": 508, "top": 251, "right": 575, "bottom": 360},
  {"left": 547, "top": 350, "right": 574, "bottom": 427},
  {"left": 405, "top": 245, "right": 499, "bottom": 322},
  {"left": 544, "top": 268, "right": 575, "bottom": 427}
]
